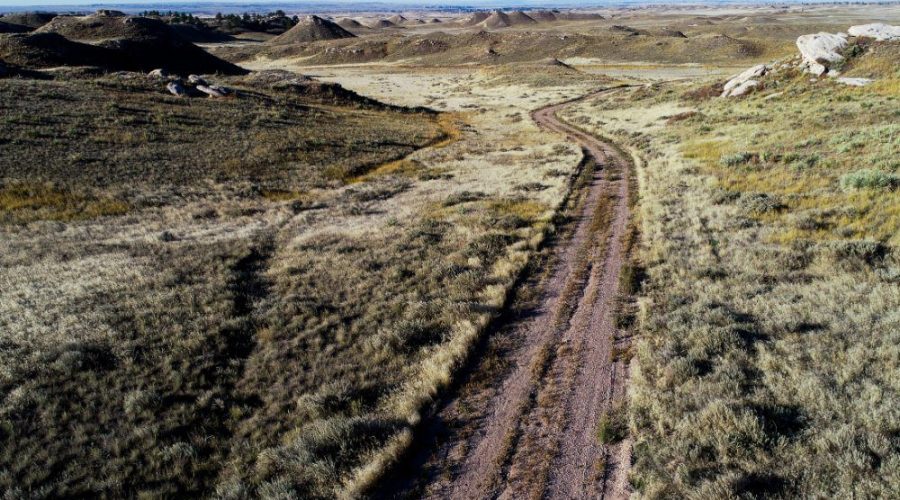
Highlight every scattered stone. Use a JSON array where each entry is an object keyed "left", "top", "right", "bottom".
[
  {"left": 196, "top": 84, "right": 230, "bottom": 98},
  {"left": 836, "top": 77, "right": 874, "bottom": 87},
  {"left": 721, "top": 63, "right": 768, "bottom": 97},
  {"left": 148, "top": 68, "right": 169, "bottom": 79},
  {"left": 805, "top": 61, "right": 828, "bottom": 76},
  {"left": 728, "top": 80, "right": 759, "bottom": 97},
  {"left": 796, "top": 32, "right": 847, "bottom": 75},
  {"left": 848, "top": 23, "right": 900, "bottom": 41},
  {"left": 166, "top": 80, "right": 187, "bottom": 97},
  {"left": 188, "top": 74, "right": 207, "bottom": 86}
]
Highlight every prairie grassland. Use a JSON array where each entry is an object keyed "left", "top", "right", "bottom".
[
  {"left": 0, "top": 72, "right": 442, "bottom": 497},
  {"left": 0, "top": 66, "right": 589, "bottom": 497},
  {"left": 288, "top": 65, "right": 595, "bottom": 497},
  {"left": 559, "top": 46, "right": 899, "bottom": 497},
  {"left": 0, "top": 74, "right": 439, "bottom": 190}
]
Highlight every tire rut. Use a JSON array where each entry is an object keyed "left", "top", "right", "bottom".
[{"left": 385, "top": 87, "right": 635, "bottom": 500}]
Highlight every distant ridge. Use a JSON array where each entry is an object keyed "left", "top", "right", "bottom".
[
  {"left": 387, "top": 14, "right": 407, "bottom": 25},
  {"left": 270, "top": 15, "right": 356, "bottom": 44},
  {"left": 506, "top": 11, "right": 539, "bottom": 26},
  {"left": 0, "top": 12, "right": 56, "bottom": 30},
  {"left": 529, "top": 10, "right": 559, "bottom": 22},
  {"left": 368, "top": 19, "right": 397, "bottom": 29},
  {"left": 0, "top": 20, "right": 30, "bottom": 33},
  {"left": 25, "top": 12, "right": 245, "bottom": 74},
  {"left": 479, "top": 10, "right": 537, "bottom": 29},
  {"left": 336, "top": 17, "right": 367, "bottom": 31},
  {"left": 462, "top": 12, "right": 491, "bottom": 26}
]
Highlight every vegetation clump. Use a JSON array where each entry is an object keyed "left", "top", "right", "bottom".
[
  {"left": 839, "top": 168, "right": 899, "bottom": 191},
  {"left": 596, "top": 406, "right": 627, "bottom": 445},
  {"left": 719, "top": 151, "right": 754, "bottom": 167}
]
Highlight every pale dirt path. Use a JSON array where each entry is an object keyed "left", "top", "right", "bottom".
[
  {"left": 513, "top": 90, "right": 633, "bottom": 500},
  {"left": 391, "top": 87, "right": 634, "bottom": 500},
  {"left": 537, "top": 119, "right": 632, "bottom": 500}
]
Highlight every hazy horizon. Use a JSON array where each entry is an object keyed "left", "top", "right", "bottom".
[{"left": 2, "top": 0, "right": 896, "bottom": 12}]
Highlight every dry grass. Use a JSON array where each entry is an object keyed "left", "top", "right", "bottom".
[
  {"left": 0, "top": 182, "right": 129, "bottom": 223},
  {"left": 8, "top": 7, "right": 896, "bottom": 495},
  {"left": 0, "top": 74, "right": 440, "bottom": 203},
  {"left": 560, "top": 49, "right": 899, "bottom": 497},
  {"left": 0, "top": 65, "right": 587, "bottom": 498},
  {"left": 0, "top": 71, "right": 442, "bottom": 497}
]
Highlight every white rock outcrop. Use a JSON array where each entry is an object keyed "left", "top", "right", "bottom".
[
  {"left": 836, "top": 77, "right": 874, "bottom": 87},
  {"left": 721, "top": 64, "right": 768, "bottom": 97},
  {"left": 721, "top": 63, "right": 769, "bottom": 97},
  {"left": 796, "top": 32, "right": 848, "bottom": 75},
  {"left": 848, "top": 23, "right": 900, "bottom": 41},
  {"left": 166, "top": 81, "right": 187, "bottom": 97},
  {"left": 148, "top": 68, "right": 169, "bottom": 80},
  {"left": 188, "top": 74, "right": 208, "bottom": 86},
  {"left": 196, "top": 84, "right": 230, "bottom": 98},
  {"left": 728, "top": 80, "right": 759, "bottom": 97}
]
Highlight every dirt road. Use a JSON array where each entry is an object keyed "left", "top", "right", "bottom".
[{"left": 387, "top": 87, "right": 634, "bottom": 500}]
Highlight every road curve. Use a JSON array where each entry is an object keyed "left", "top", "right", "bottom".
[
  {"left": 389, "top": 87, "right": 634, "bottom": 500},
  {"left": 531, "top": 89, "right": 634, "bottom": 500}
]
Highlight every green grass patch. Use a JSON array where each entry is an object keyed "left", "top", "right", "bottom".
[
  {"left": 839, "top": 169, "right": 899, "bottom": 191},
  {"left": 596, "top": 406, "right": 626, "bottom": 445}
]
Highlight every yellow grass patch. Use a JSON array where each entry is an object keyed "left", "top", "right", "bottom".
[
  {"left": 769, "top": 190, "right": 900, "bottom": 246},
  {"left": 718, "top": 169, "right": 832, "bottom": 196},
  {"left": 348, "top": 159, "right": 420, "bottom": 184},
  {"left": 681, "top": 138, "right": 729, "bottom": 165},
  {"left": 0, "top": 183, "right": 128, "bottom": 224},
  {"left": 488, "top": 199, "right": 551, "bottom": 223},
  {"left": 347, "top": 113, "right": 464, "bottom": 184},
  {"left": 432, "top": 112, "right": 466, "bottom": 149},
  {"left": 260, "top": 189, "right": 319, "bottom": 203},
  {"left": 868, "top": 78, "right": 900, "bottom": 97}
]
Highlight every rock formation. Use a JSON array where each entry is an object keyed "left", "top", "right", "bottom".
[
  {"left": 166, "top": 80, "right": 187, "bottom": 96},
  {"left": 848, "top": 23, "right": 900, "bottom": 41},
  {"left": 721, "top": 63, "right": 769, "bottom": 97},
  {"left": 836, "top": 77, "right": 873, "bottom": 86},
  {"left": 796, "top": 32, "right": 848, "bottom": 76}
]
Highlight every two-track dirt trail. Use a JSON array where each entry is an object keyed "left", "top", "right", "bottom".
[{"left": 386, "top": 87, "right": 634, "bottom": 500}]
